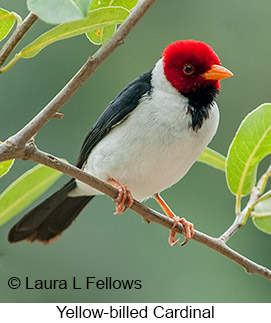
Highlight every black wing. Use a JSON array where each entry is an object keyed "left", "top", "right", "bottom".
[{"left": 76, "top": 70, "right": 153, "bottom": 168}]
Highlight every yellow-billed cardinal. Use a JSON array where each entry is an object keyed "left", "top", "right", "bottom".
[{"left": 8, "top": 40, "right": 233, "bottom": 245}]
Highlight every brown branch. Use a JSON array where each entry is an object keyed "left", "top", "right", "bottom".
[
  {"left": 24, "top": 143, "right": 270, "bottom": 281},
  {"left": 4, "top": 0, "right": 156, "bottom": 148},
  {"left": 2, "top": 126, "right": 271, "bottom": 280},
  {"left": 52, "top": 112, "right": 64, "bottom": 119},
  {"left": 0, "top": 0, "right": 270, "bottom": 281},
  {"left": 0, "top": 0, "right": 156, "bottom": 161},
  {"left": 0, "top": 12, "right": 38, "bottom": 67}
]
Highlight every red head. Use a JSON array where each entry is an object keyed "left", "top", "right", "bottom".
[{"left": 162, "top": 40, "right": 232, "bottom": 93}]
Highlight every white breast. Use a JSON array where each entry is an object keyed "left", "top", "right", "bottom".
[{"left": 71, "top": 60, "right": 219, "bottom": 200}]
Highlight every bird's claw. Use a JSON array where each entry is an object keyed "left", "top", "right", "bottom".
[
  {"left": 108, "top": 178, "right": 134, "bottom": 215},
  {"left": 168, "top": 230, "right": 180, "bottom": 247},
  {"left": 114, "top": 185, "right": 134, "bottom": 214},
  {"left": 169, "top": 216, "right": 194, "bottom": 247}
]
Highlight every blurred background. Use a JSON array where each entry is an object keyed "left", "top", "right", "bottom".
[{"left": 0, "top": 0, "right": 270, "bottom": 302}]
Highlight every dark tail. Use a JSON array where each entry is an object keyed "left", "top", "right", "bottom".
[{"left": 8, "top": 179, "right": 94, "bottom": 244}]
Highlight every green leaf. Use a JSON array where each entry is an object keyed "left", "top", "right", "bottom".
[
  {"left": 257, "top": 164, "right": 271, "bottom": 195},
  {"left": 86, "top": 24, "right": 116, "bottom": 45},
  {"left": 86, "top": 0, "right": 137, "bottom": 45},
  {"left": 0, "top": 141, "right": 14, "bottom": 178},
  {"left": 197, "top": 147, "right": 226, "bottom": 171},
  {"left": 89, "top": 0, "right": 138, "bottom": 10},
  {"left": 20, "top": 7, "right": 129, "bottom": 58},
  {"left": 0, "top": 160, "right": 14, "bottom": 178},
  {"left": 226, "top": 103, "right": 271, "bottom": 198},
  {"left": 253, "top": 216, "right": 271, "bottom": 234},
  {"left": 27, "top": 0, "right": 92, "bottom": 24},
  {"left": 252, "top": 199, "right": 271, "bottom": 234},
  {"left": 0, "top": 164, "right": 62, "bottom": 226},
  {"left": 75, "top": 0, "right": 93, "bottom": 14},
  {"left": 0, "top": 8, "right": 16, "bottom": 41}
]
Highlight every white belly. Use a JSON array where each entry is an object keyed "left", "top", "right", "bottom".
[{"left": 71, "top": 89, "right": 219, "bottom": 201}]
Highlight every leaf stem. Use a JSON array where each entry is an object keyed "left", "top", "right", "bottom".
[
  {"left": 247, "top": 189, "right": 271, "bottom": 219},
  {"left": 0, "top": 53, "right": 21, "bottom": 73},
  {"left": 235, "top": 194, "right": 241, "bottom": 214},
  {"left": 11, "top": 12, "right": 23, "bottom": 25},
  {"left": 0, "top": 12, "right": 37, "bottom": 67},
  {"left": 258, "top": 164, "right": 271, "bottom": 195},
  {"left": 221, "top": 178, "right": 269, "bottom": 241}
]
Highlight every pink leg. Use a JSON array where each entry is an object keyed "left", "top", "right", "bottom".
[
  {"left": 108, "top": 178, "right": 134, "bottom": 214},
  {"left": 154, "top": 193, "right": 194, "bottom": 246}
]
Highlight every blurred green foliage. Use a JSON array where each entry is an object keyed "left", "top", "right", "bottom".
[{"left": 0, "top": 0, "right": 270, "bottom": 303}]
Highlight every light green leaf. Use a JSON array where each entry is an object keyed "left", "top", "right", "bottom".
[
  {"left": 197, "top": 147, "right": 226, "bottom": 171},
  {"left": 0, "top": 160, "right": 14, "bottom": 178},
  {"left": 19, "top": 7, "right": 129, "bottom": 58},
  {"left": 226, "top": 104, "right": 271, "bottom": 198},
  {"left": 86, "top": 0, "right": 137, "bottom": 45},
  {"left": 0, "top": 141, "right": 14, "bottom": 178},
  {"left": 89, "top": 0, "right": 138, "bottom": 10},
  {"left": 0, "top": 8, "right": 16, "bottom": 41},
  {"left": 0, "top": 164, "right": 62, "bottom": 226},
  {"left": 253, "top": 216, "right": 271, "bottom": 234},
  {"left": 86, "top": 24, "right": 116, "bottom": 45},
  {"left": 252, "top": 199, "right": 271, "bottom": 234},
  {"left": 257, "top": 164, "right": 271, "bottom": 195},
  {"left": 27, "top": 0, "right": 92, "bottom": 24}
]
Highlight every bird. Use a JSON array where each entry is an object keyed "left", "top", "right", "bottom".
[{"left": 8, "top": 39, "right": 233, "bottom": 246}]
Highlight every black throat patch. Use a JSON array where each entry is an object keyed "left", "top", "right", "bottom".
[{"left": 181, "top": 87, "right": 219, "bottom": 131}]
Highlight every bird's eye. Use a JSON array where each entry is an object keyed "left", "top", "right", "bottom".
[{"left": 183, "top": 64, "right": 194, "bottom": 75}]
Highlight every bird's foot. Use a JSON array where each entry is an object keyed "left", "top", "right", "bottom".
[
  {"left": 108, "top": 178, "right": 134, "bottom": 214},
  {"left": 170, "top": 216, "right": 194, "bottom": 246},
  {"left": 154, "top": 193, "right": 194, "bottom": 246}
]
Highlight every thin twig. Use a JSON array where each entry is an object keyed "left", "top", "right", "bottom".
[
  {"left": 220, "top": 187, "right": 259, "bottom": 243},
  {"left": 53, "top": 112, "right": 64, "bottom": 119},
  {"left": 0, "top": 0, "right": 156, "bottom": 161},
  {"left": 4, "top": 0, "right": 156, "bottom": 148},
  {"left": 220, "top": 165, "right": 271, "bottom": 243},
  {"left": 24, "top": 144, "right": 269, "bottom": 281},
  {"left": 0, "top": 12, "right": 38, "bottom": 67},
  {"left": 0, "top": 0, "right": 270, "bottom": 280}
]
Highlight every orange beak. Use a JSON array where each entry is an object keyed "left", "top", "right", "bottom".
[{"left": 202, "top": 64, "right": 233, "bottom": 81}]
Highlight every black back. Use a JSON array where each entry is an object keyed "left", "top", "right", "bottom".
[{"left": 76, "top": 70, "right": 153, "bottom": 168}]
